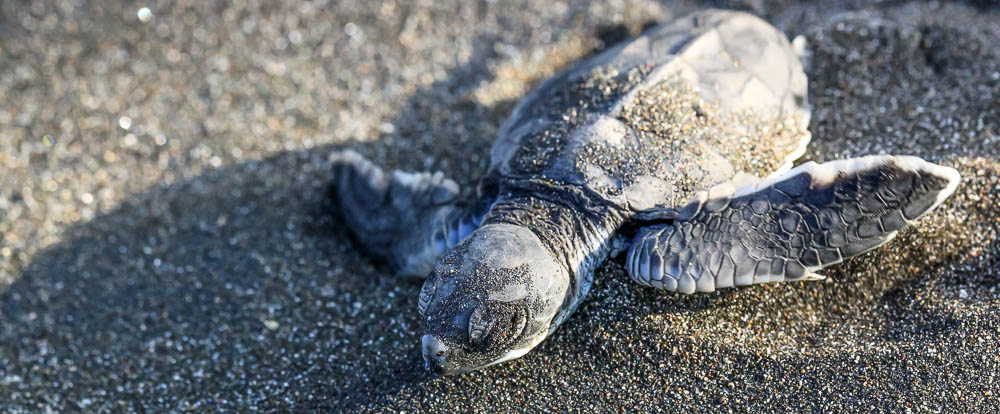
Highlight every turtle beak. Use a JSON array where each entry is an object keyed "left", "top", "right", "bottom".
[{"left": 421, "top": 334, "right": 456, "bottom": 374}]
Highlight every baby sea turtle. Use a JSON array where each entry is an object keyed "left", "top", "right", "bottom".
[{"left": 330, "top": 9, "right": 960, "bottom": 374}]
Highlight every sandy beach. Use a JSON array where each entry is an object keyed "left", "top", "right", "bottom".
[{"left": 1, "top": 1, "right": 998, "bottom": 412}]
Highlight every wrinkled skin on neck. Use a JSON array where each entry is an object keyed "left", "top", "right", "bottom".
[{"left": 418, "top": 223, "right": 568, "bottom": 374}]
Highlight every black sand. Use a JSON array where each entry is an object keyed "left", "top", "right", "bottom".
[{"left": 1, "top": 1, "right": 998, "bottom": 412}]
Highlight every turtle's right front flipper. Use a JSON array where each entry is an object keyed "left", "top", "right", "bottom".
[
  {"left": 330, "top": 150, "right": 490, "bottom": 277},
  {"left": 625, "top": 155, "right": 960, "bottom": 293}
]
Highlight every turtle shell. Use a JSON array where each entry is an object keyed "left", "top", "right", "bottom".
[{"left": 488, "top": 10, "right": 811, "bottom": 212}]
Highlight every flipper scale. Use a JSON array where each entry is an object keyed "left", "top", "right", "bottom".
[{"left": 626, "top": 155, "right": 959, "bottom": 293}]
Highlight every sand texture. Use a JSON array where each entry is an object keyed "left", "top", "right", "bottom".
[{"left": 1, "top": 1, "right": 998, "bottom": 412}]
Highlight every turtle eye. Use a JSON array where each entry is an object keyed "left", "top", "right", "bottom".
[
  {"left": 418, "top": 277, "right": 436, "bottom": 317},
  {"left": 468, "top": 306, "right": 492, "bottom": 345}
]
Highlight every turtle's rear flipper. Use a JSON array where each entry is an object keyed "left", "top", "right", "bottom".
[
  {"left": 330, "top": 150, "right": 488, "bottom": 277},
  {"left": 625, "top": 155, "right": 960, "bottom": 293}
]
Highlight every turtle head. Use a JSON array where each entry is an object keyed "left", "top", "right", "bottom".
[{"left": 417, "top": 223, "right": 568, "bottom": 374}]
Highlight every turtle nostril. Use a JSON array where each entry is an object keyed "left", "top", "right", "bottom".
[
  {"left": 422, "top": 334, "right": 449, "bottom": 363},
  {"left": 421, "top": 334, "right": 464, "bottom": 375}
]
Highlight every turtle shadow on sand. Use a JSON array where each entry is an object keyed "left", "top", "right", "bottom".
[{"left": 0, "top": 30, "right": 502, "bottom": 409}]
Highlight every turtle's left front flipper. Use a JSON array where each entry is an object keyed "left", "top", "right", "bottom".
[
  {"left": 330, "top": 150, "right": 491, "bottom": 277},
  {"left": 625, "top": 155, "right": 960, "bottom": 294}
]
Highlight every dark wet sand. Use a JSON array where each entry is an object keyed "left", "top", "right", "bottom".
[{"left": 1, "top": 1, "right": 998, "bottom": 412}]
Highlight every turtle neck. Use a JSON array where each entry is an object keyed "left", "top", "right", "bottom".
[{"left": 481, "top": 181, "right": 626, "bottom": 318}]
